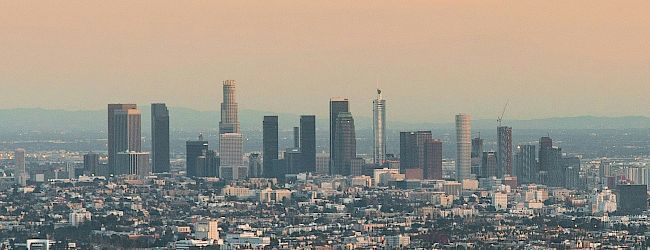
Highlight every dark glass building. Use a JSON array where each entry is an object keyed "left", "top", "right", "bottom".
[
  {"left": 423, "top": 139, "right": 443, "bottom": 180},
  {"left": 186, "top": 136, "right": 208, "bottom": 178},
  {"left": 481, "top": 151, "right": 498, "bottom": 178},
  {"left": 329, "top": 98, "right": 349, "bottom": 174},
  {"left": 107, "top": 104, "right": 137, "bottom": 173},
  {"left": 497, "top": 126, "right": 512, "bottom": 177},
  {"left": 262, "top": 116, "right": 279, "bottom": 178},
  {"left": 83, "top": 153, "right": 99, "bottom": 175},
  {"left": 332, "top": 112, "right": 356, "bottom": 176},
  {"left": 300, "top": 115, "right": 316, "bottom": 173},
  {"left": 618, "top": 184, "right": 648, "bottom": 215},
  {"left": 514, "top": 145, "right": 537, "bottom": 184},
  {"left": 151, "top": 103, "right": 170, "bottom": 173}
]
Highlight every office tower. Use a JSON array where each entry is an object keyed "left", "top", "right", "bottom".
[
  {"left": 547, "top": 147, "right": 564, "bottom": 187},
  {"left": 471, "top": 136, "right": 484, "bottom": 175},
  {"left": 116, "top": 151, "right": 150, "bottom": 176},
  {"left": 300, "top": 115, "right": 316, "bottom": 173},
  {"left": 617, "top": 184, "right": 648, "bottom": 215},
  {"left": 83, "top": 153, "right": 100, "bottom": 175},
  {"left": 107, "top": 104, "right": 137, "bottom": 171},
  {"left": 194, "top": 219, "right": 219, "bottom": 241},
  {"left": 373, "top": 89, "right": 387, "bottom": 165},
  {"left": 455, "top": 114, "right": 472, "bottom": 180},
  {"left": 219, "top": 80, "right": 240, "bottom": 134},
  {"left": 316, "top": 154, "right": 330, "bottom": 175},
  {"left": 151, "top": 103, "right": 170, "bottom": 173},
  {"left": 423, "top": 139, "right": 443, "bottom": 180},
  {"left": 563, "top": 156, "right": 581, "bottom": 189},
  {"left": 497, "top": 126, "right": 512, "bottom": 177},
  {"left": 14, "top": 148, "right": 27, "bottom": 186},
  {"left": 262, "top": 116, "right": 279, "bottom": 178},
  {"left": 538, "top": 136, "right": 553, "bottom": 184},
  {"left": 248, "top": 153, "right": 262, "bottom": 178},
  {"left": 220, "top": 133, "right": 244, "bottom": 167},
  {"left": 481, "top": 152, "right": 498, "bottom": 178},
  {"left": 293, "top": 127, "right": 300, "bottom": 148},
  {"left": 329, "top": 98, "right": 350, "bottom": 174},
  {"left": 220, "top": 166, "right": 248, "bottom": 180},
  {"left": 350, "top": 157, "right": 366, "bottom": 177},
  {"left": 514, "top": 145, "right": 537, "bottom": 184},
  {"left": 205, "top": 150, "right": 220, "bottom": 177},
  {"left": 112, "top": 107, "right": 142, "bottom": 175},
  {"left": 186, "top": 136, "right": 209, "bottom": 178},
  {"left": 399, "top": 131, "right": 433, "bottom": 179},
  {"left": 284, "top": 148, "right": 302, "bottom": 175},
  {"left": 332, "top": 112, "right": 356, "bottom": 176}
]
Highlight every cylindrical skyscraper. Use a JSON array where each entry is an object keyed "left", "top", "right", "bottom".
[
  {"left": 219, "top": 80, "right": 240, "bottom": 134},
  {"left": 455, "top": 114, "right": 471, "bottom": 180},
  {"left": 372, "top": 89, "right": 386, "bottom": 165}
]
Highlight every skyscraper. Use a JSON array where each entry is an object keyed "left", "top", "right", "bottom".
[
  {"left": 186, "top": 135, "right": 209, "bottom": 178},
  {"left": 617, "top": 184, "right": 648, "bottom": 215},
  {"left": 423, "top": 139, "right": 443, "bottom": 180},
  {"left": 455, "top": 114, "right": 471, "bottom": 180},
  {"left": 219, "top": 80, "right": 240, "bottom": 134},
  {"left": 83, "top": 153, "right": 100, "bottom": 175},
  {"left": 248, "top": 153, "right": 262, "bottom": 178},
  {"left": 116, "top": 151, "right": 150, "bottom": 176},
  {"left": 220, "top": 133, "right": 244, "bottom": 167},
  {"left": 107, "top": 104, "right": 137, "bottom": 172},
  {"left": 329, "top": 98, "right": 349, "bottom": 174},
  {"left": 372, "top": 89, "right": 387, "bottom": 165},
  {"left": 514, "top": 145, "right": 537, "bottom": 184},
  {"left": 399, "top": 131, "right": 432, "bottom": 179},
  {"left": 151, "top": 103, "right": 170, "bottom": 173},
  {"left": 497, "top": 126, "right": 512, "bottom": 177},
  {"left": 538, "top": 137, "right": 553, "bottom": 184},
  {"left": 300, "top": 115, "right": 316, "bottom": 173},
  {"left": 471, "top": 136, "right": 484, "bottom": 176},
  {"left": 112, "top": 107, "right": 142, "bottom": 174},
  {"left": 293, "top": 127, "right": 300, "bottom": 148},
  {"left": 14, "top": 148, "right": 27, "bottom": 186},
  {"left": 262, "top": 116, "right": 279, "bottom": 178},
  {"left": 332, "top": 112, "right": 356, "bottom": 176},
  {"left": 481, "top": 151, "right": 498, "bottom": 178}
]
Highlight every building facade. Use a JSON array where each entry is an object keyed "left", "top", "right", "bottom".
[
  {"left": 151, "top": 103, "right": 170, "bottom": 173},
  {"left": 455, "top": 114, "right": 471, "bottom": 180}
]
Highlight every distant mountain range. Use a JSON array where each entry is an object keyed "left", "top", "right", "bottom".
[{"left": 1, "top": 107, "right": 650, "bottom": 134}]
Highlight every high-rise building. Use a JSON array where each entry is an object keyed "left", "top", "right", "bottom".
[
  {"left": 220, "top": 133, "right": 244, "bottom": 167},
  {"left": 332, "top": 112, "right": 356, "bottom": 176},
  {"left": 284, "top": 148, "right": 302, "bottom": 175},
  {"left": 293, "top": 127, "right": 300, "bottom": 148},
  {"left": 300, "top": 115, "right": 316, "bottom": 173},
  {"left": 219, "top": 80, "right": 240, "bottom": 134},
  {"left": 399, "top": 131, "right": 433, "bottom": 179},
  {"left": 116, "top": 151, "right": 150, "bottom": 176},
  {"left": 248, "top": 153, "right": 262, "bottom": 178},
  {"left": 617, "top": 184, "right": 648, "bottom": 215},
  {"left": 107, "top": 104, "right": 137, "bottom": 172},
  {"left": 186, "top": 135, "right": 209, "bottom": 178},
  {"left": 112, "top": 108, "right": 142, "bottom": 175},
  {"left": 329, "top": 98, "right": 349, "bottom": 174},
  {"left": 151, "top": 103, "right": 170, "bottom": 173},
  {"left": 423, "top": 139, "right": 443, "bottom": 180},
  {"left": 262, "top": 116, "right": 279, "bottom": 178},
  {"left": 455, "top": 114, "right": 472, "bottom": 180},
  {"left": 14, "top": 148, "right": 27, "bottom": 186},
  {"left": 514, "top": 145, "right": 537, "bottom": 184},
  {"left": 497, "top": 126, "right": 512, "bottom": 177},
  {"left": 471, "top": 136, "right": 484, "bottom": 175},
  {"left": 538, "top": 136, "right": 553, "bottom": 184},
  {"left": 481, "top": 152, "right": 498, "bottom": 178},
  {"left": 547, "top": 147, "right": 564, "bottom": 187},
  {"left": 350, "top": 157, "right": 366, "bottom": 177},
  {"left": 373, "top": 89, "right": 387, "bottom": 165},
  {"left": 563, "top": 156, "right": 582, "bottom": 189},
  {"left": 83, "top": 153, "right": 100, "bottom": 176},
  {"left": 316, "top": 153, "right": 330, "bottom": 175}
]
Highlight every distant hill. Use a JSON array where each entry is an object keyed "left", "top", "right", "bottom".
[{"left": 1, "top": 108, "right": 650, "bottom": 134}]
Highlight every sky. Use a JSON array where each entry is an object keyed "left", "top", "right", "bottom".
[{"left": 1, "top": 1, "right": 649, "bottom": 123}]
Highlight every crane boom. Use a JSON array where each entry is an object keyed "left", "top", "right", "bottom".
[{"left": 497, "top": 101, "right": 509, "bottom": 127}]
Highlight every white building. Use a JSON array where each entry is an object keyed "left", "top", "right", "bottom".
[
  {"left": 372, "top": 89, "right": 387, "bottom": 165},
  {"left": 492, "top": 192, "right": 508, "bottom": 211},
  {"left": 591, "top": 188, "right": 617, "bottom": 214},
  {"left": 455, "top": 114, "right": 471, "bottom": 180},
  {"left": 385, "top": 235, "right": 410, "bottom": 249},
  {"left": 69, "top": 209, "right": 92, "bottom": 226}
]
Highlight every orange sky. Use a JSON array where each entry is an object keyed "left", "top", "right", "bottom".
[{"left": 1, "top": 1, "right": 649, "bottom": 122}]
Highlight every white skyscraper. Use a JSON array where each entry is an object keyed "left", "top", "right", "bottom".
[
  {"left": 455, "top": 114, "right": 471, "bottom": 180},
  {"left": 372, "top": 89, "right": 386, "bottom": 165},
  {"left": 219, "top": 80, "right": 240, "bottom": 134}
]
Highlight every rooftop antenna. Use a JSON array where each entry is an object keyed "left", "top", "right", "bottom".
[{"left": 497, "top": 100, "right": 509, "bottom": 127}]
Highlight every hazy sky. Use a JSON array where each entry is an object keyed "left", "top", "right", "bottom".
[{"left": 1, "top": 1, "right": 649, "bottom": 123}]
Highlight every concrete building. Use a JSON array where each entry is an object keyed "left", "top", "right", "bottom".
[
  {"left": 455, "top": 114, "right": 471, "bottom": 180},
  {"left": 262, "top": 116, "right": 279, "bottom": 178},
  {"left": 83, "top": 153, "right": 99, "bottom": 176},
  {"left": 219, "top": 80, "right": 240, "bottom": 134},
  {"left": 300, "top": 115, "right": 316, "bottom": 173},
  {"left": 107, "top": 104, "right": 137, "bottom": 172},
  {"left": 220, "top": 133, "right": 244, "bottom": 167},
  {"left": 115, "top": 151, "right": 150, "bottom": 176}
]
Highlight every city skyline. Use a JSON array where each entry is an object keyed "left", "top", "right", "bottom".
[{"left": 2, "top": 1, "right": 650, "bottom": 122}]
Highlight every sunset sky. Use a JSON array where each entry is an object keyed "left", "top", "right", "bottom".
[{"left": 1, "top": 1, "right": 649, "bottom": 122}]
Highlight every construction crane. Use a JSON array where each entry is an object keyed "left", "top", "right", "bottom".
[{"left": 497, "top": 101, "right": 509, "bottom": 127}]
